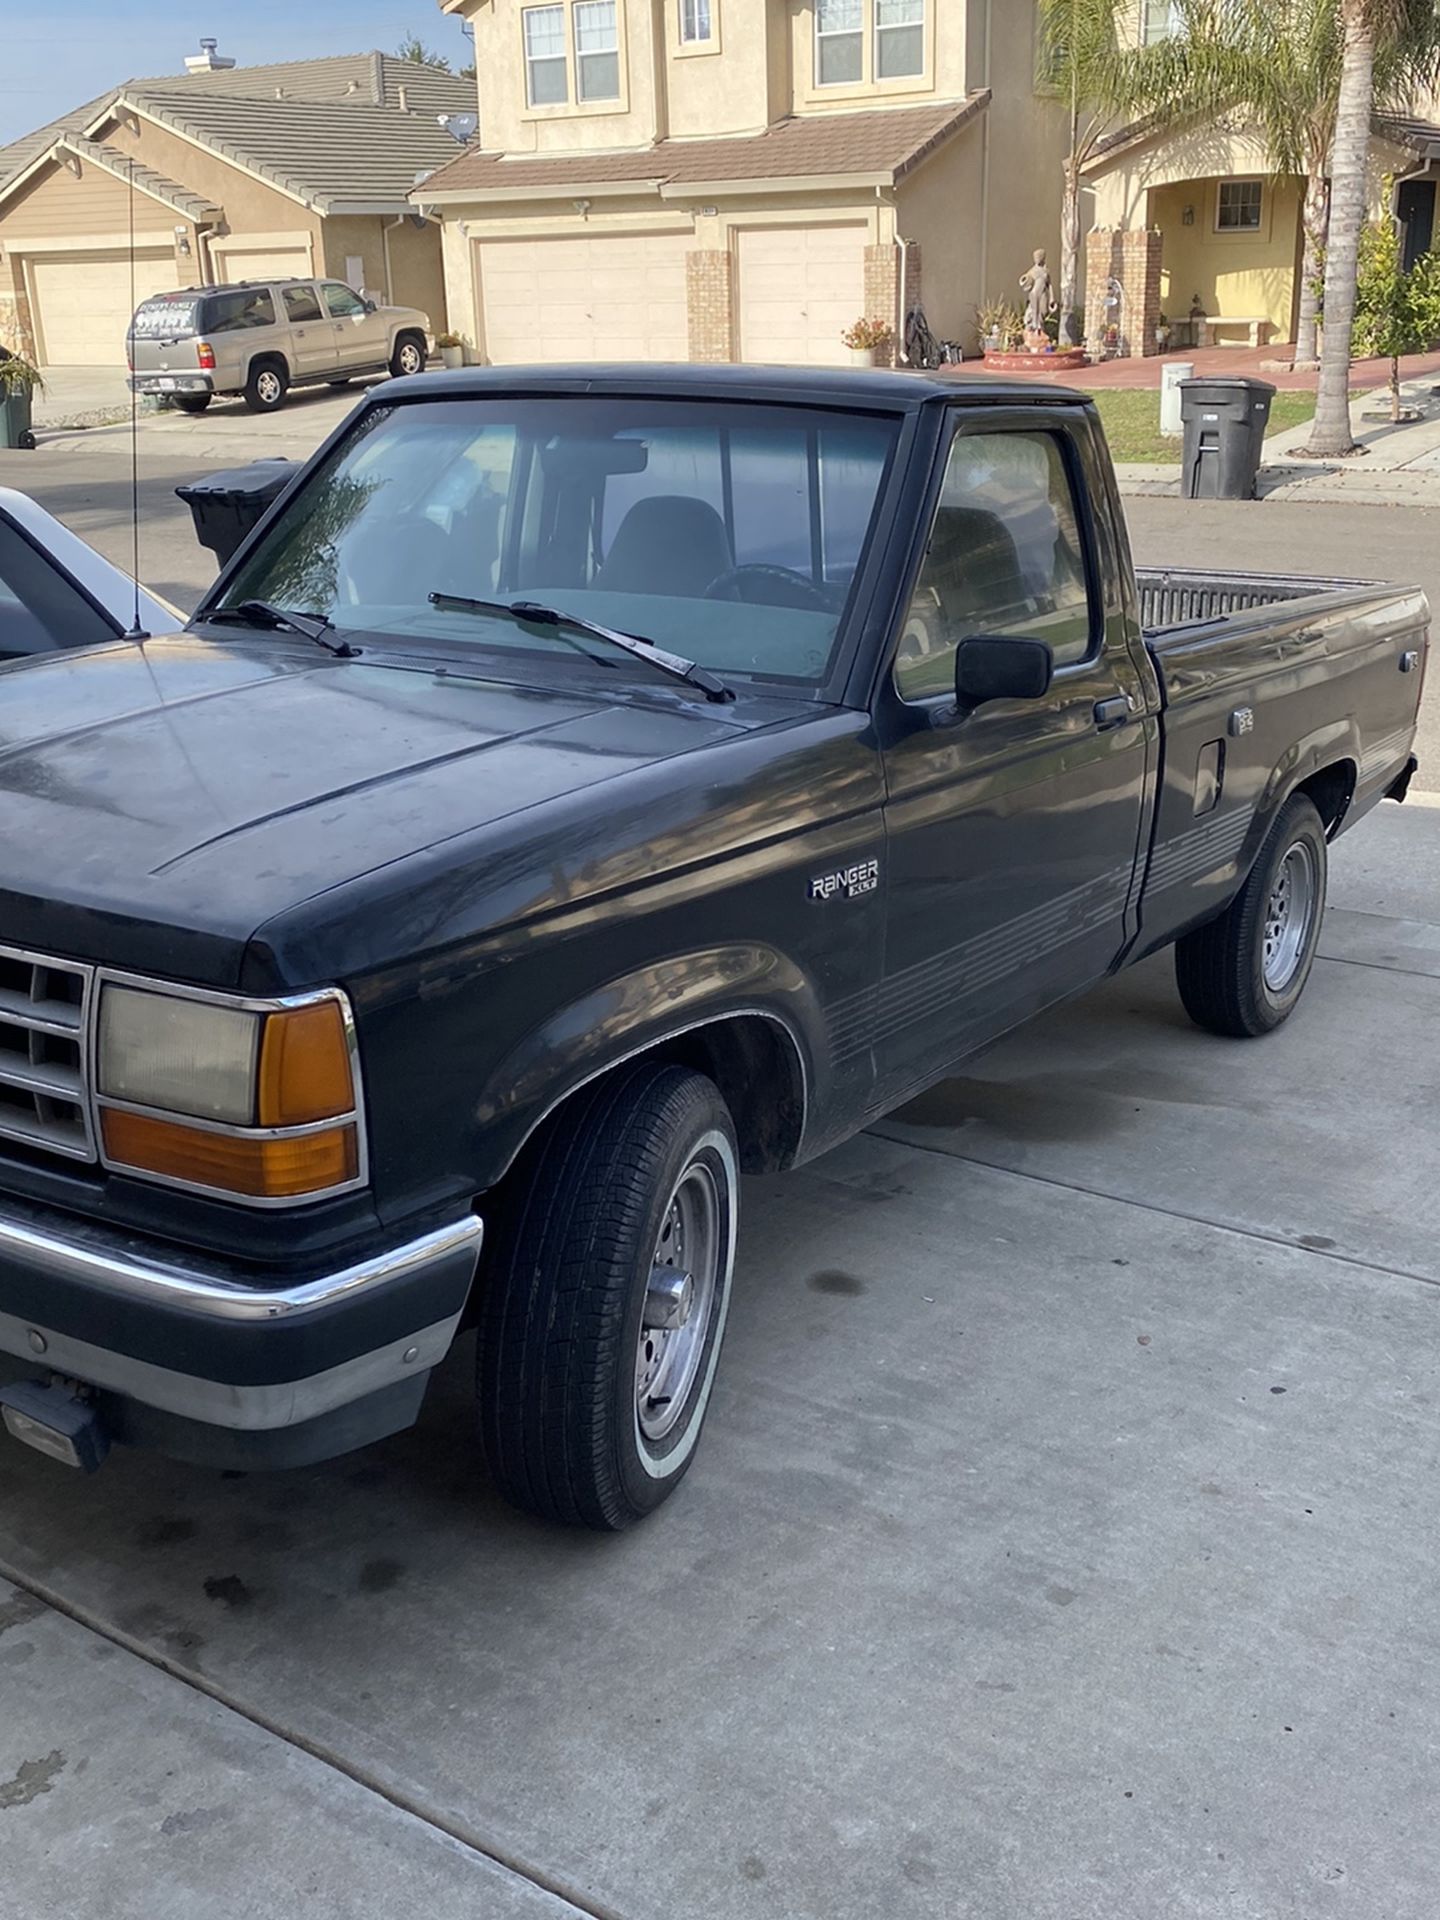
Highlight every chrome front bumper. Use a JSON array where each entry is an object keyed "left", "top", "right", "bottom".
[{"left": 0, "top": 1204, "right": 483, "bottom": 1436}]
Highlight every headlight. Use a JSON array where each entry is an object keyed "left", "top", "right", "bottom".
[{"left": 95, "top": 982, "right": 363, "bottom": 1204}]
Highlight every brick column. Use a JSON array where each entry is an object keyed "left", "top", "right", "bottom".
[
  {"left": 686, "top": 249, "right": 734, "bottom": 363},
  {"left": 863, "top": 241, "right": 920, "bottom": 368},
  {"left": 0, "top": 252, "right": 34, "bottom": 360},
  {"left": 1084, "top": 228, "right": 1163, "bottom": 359}
]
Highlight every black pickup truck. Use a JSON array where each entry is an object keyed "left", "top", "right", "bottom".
[{"left": 0, "top": 367, "right": 1426, "bottom": 1528}]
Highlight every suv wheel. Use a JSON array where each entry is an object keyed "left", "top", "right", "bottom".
[
  {"left": 389, "top": 334, "right": 426, "bottom": 379},
  {"left": 173, "top": 394, "right": 212, "bottom": 414},
  {"left": 244, "top": 361, "right": 289, "bottom": 413},
  {"left": 477, "top": 1062, "right": 739, "bottom": 1529}
]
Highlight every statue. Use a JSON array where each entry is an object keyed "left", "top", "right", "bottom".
[{"left": 1019, "top": 249, "right": 1055, "bottom": 343}]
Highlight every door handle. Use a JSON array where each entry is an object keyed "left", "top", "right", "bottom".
[{"left": 1093, "top": 696, "right": 1132, "bottom": 730}]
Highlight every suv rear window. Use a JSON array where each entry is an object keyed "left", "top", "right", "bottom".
[
  {"left": 130, "top": 295, "right": 199, "bottom": 339},
  {"left": 202, "top": 287, "right": 277, "bottom": 332}
]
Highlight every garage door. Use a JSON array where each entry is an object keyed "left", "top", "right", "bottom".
[
  {"left": 211, "top": 244, "right": 313, "bottom": 285},
  {"left": 27, "top": 248, "right": 176, "bottom": 366},
  {"left": 737, "top": 224, "right": 867, "bottom": 367},
  {"left": 476, "top": 232, "right": 689, "bottom": 363}
]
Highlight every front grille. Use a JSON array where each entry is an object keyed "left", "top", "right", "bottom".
[{"left": 0, "top": 946, "right": 95, "bottom": 1162}]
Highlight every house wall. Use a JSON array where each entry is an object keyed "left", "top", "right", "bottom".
[
  {"left": 1150, "top": 175, "right": 1303, "bottom": 337},
  {"left": 978, "top": 3, "right": 1065, "bottom": 330},
  {"left": 665, "top": 0, "right": 771, "bottom": 138},
  {"left": 380, "top": 215, "right": 449, "bottom": 326},
  {"left": 895, "top": 130, "right": 986, "bottom": 346},
  {"left": 784, "top": 0, "right": 970, "bottom": 114},
  {"left": 103, "top": 111, "right": 323, "bottom": 243},
  {"left": 0, "top": 156, "right": 177, "bottom": 241},
  {"left": 471, "top": 0, "right": 666, "bottom": 154}
]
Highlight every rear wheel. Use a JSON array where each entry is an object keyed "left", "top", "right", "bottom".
[
  {"left": 1175, "top": 793, "right": 1328, "bottom": 1037},
  {"left": 243, "top": 360, "right": 288, "bottom": 413},
  {"left": 476, "top": 1062, "right": 739, "bottom": 1530},
  {"left": 389, "top": 333, "right": 426, "bottom": 379},
  {"left": 173, "top": 394, "right": 212, "bottom": 414}
]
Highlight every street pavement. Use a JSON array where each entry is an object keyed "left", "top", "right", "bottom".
[{"left": 0, "top": 410, "right": 1438, "bottom": 1920}]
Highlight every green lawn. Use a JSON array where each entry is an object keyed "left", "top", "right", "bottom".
[{"left": 1091, "top": 388, "right": 1317, "bottom": 463}]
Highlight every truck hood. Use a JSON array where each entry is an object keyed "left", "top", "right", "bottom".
[{"left": 0, "top": 635, "right": 760, "bottom": 983}]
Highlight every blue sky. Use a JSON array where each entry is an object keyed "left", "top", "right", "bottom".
[{"left": 0, "top": 4, "right": 475, "bottom": 144}]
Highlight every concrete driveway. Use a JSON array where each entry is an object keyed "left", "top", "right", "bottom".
[{"left": 2, "top": 798, "right": 1438, "bottom": 1919}]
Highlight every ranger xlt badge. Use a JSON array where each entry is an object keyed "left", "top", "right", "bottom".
[{"left": 810, "top": 859, "right": 880, "bottom": 902}]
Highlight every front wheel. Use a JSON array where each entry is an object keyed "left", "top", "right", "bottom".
[
  {"left": 1175, "top": 793, "right": 1328, "bottom": 1037},
  {"left": 389, "top": 334, "right": 426, "bottom": 378},
  {"left": 477, "top": 1063, "right": 739, "bottom": 1529}
]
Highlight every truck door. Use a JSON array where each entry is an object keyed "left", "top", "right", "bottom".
[{"left": 872, "top": 410, "right": 1151, "bottom": 1108}]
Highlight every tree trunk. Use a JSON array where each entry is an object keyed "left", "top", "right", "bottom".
[
  {"left": 1059, "top": 159, "right": 1082, "bottom": 349},
  {"left": 1293, "top": 172, "right": 1329, "bottom": 369},
  {"left": 1305, "top": 0, "right": 1374, "bottom": 456}
]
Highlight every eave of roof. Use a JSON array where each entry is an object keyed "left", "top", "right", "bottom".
[{"left": 412, "top": 94, "right": 989, "bottom": 207}]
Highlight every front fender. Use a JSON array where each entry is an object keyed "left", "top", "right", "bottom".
[{"left": 470, "top": 944, "right": 820, "bottom": 1188}]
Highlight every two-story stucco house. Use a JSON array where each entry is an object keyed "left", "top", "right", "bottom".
[
  {"left": 416, "top": 0, "right": 1068, "bottom": 366},
  {"left": 1082, "top": 1, "right": 1440, "bottom": 356}
]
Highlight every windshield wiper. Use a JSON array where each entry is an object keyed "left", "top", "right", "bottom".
[
  {"left": 207, "top": 600, "right": 360, "bottom": 658},
  {"left": 428, "top": 594, "right": 734, "bottom": 704}
]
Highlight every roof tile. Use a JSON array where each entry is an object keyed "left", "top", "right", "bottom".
[{"left": 417, "top": 96, "right": 988, "bottom": 199}]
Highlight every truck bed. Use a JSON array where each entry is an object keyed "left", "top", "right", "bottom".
[{"left": 1136, "top": 565, "right": 1383, "bottom": 633}]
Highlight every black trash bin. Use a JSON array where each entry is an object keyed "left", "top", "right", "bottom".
[
  {"left": 176, "top": 459, "right": 294, "bottom": 568},
  {"left": 1179, "top": 376, "right": 1275, "bottom": 500}
]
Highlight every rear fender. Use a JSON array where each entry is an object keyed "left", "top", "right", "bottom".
[{"left": 1258, "top": 720, "right": 1360, "bottom": 838}]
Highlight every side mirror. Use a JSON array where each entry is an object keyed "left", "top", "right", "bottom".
[
  {"left": 362, "top": 298, "right": 377, "bottom": 314},
  {"left": 954, "top": 635, "right": 1053, "bottom": 710}
]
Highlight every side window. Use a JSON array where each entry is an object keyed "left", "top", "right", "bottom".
[
  {"left": 283, "top": 285, "right": 323, "bottom": 323},
  {"left": 205, "top": 288, "right": 276, "bottom": 332},
  {"left": 323, "top": 282, "right": 366, "bottom": 319},
  {"left": 894, "top": 430, "right": 1094, "bottom": 704}
]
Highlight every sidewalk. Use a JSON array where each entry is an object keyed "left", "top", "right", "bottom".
[{"left": 1115, "top": 373, "right": 1440, "bottom": 505}]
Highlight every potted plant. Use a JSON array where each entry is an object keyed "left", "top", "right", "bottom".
[
  {"left": 0, "top": 349, "right": 42, "bottom": 450},
  {"left": 840, "top": 317, "right": 892, "bottom": 368},
  {"left": 435, "top": 331, "right": 467, "bottom": 371}
]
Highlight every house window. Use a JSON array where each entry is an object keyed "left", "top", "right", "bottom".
[
  {"left": 680, "top": 0, "right": 713, "bottom": 43},
  {"left": 524, "top": 5, "right": 569, "bottom": 105},
  {"left": 1217, "top": 179, "right": 1263, "bottom": 231},
  {"left": 875, "top": 0, "right": 923, "bottom": 77},
  {"left": 816, "top": 0, "right": 863, "bottom": 85},
  {"left": 575, "top": 1, "right": 620, "bottom": 99},
  {"left": 1142, "top": 0, "right": 1178, "bottom": 41}
]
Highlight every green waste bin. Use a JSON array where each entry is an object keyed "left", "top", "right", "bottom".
[{"left": 0, "top": 384, "right": 35, "bottom": 451}]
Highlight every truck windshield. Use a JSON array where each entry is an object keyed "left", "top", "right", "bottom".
[{"left": 213, "top": 396, "right": 900, "bottom": 689}]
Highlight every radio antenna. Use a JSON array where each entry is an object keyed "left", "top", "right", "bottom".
[{"left": 124, "top": 156, "right": 148, "bottom": 640}]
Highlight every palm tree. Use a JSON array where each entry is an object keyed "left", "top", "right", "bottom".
[
  {"left": 1306, "top": 0, "right": 1440, "bottom": 456},
  {"left": 1037, "top": 0, "right": 1191, "bottom": 349}
]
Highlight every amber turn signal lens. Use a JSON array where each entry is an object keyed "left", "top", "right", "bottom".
[
  {"left": 102, "top": 1110, "right": 358, "bottom": 1198},
  {"left": 257, "top": 1001, "right": 355, "bottom": 1126}
]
